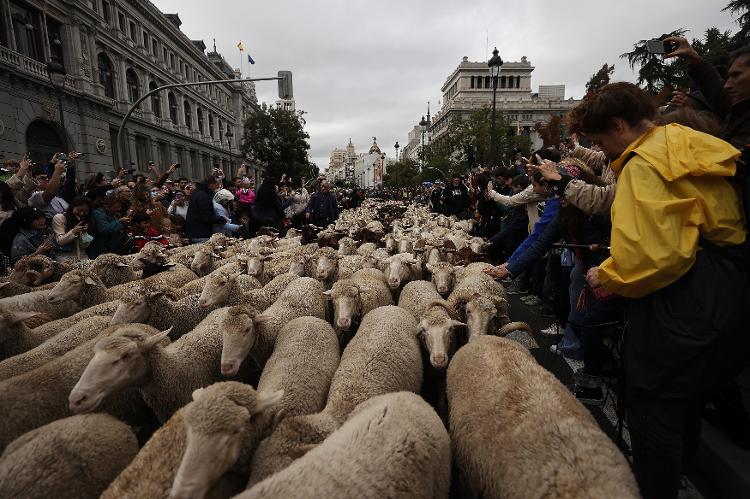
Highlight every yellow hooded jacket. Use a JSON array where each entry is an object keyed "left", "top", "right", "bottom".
[{"left": 598, "top": 124, "right": 746, "bottom": 298}]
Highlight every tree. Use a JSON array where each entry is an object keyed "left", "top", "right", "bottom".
[
  {"left": 240, "top": 105, "right": 314, "bottom": 180},
  {"left": 724, "top": 1, "right": 750, "bottom": 45},
  {"left": 620, "top": 29, "right": 688, "bottom": 92},
  {"left": 383, "top": 158, "right": 421, "bottom": 188},
  {"left": 693, "top": 27, "right": 734, "bottom": 69},
  {"left": 534, "top": 115, "right": 563, "bottom": 148},
  {"left": 585, "top": 63, "right": 615, "bottom": 94}
]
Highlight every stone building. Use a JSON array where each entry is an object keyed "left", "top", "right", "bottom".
[
  {"left": 429, "top": 55, "right": 580, "bottom": 150},
  {"left": 0, "top": 0, "right": 261, "bottom": 181}
]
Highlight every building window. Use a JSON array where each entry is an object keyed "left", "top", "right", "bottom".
[
  {"left": 152, "top": 39, "right": 158, "bottom": 56},
  {"left": 149, "top": 81, "right": 161, "bottom": 118},
  {"left": 197, "top": 108, "right": 204, "bottom": 134},
  {"left": 126, "top": 68, "right": 139, "bottom": 103},
  {"left": 10, "top": 0, "right": 43, "bottom": 61},
  {"left": 218, "top": 119, "right": 223, "bottom": 141},
  {"left": 169, "top": 53, "right": 175, "bottom": 69},
  {"left": 500, "top": 75, "right": 506, "bottom": 89},
  {"left": 184, "top": 101, "right": 192, "bottom": 129},
  {"left": 143, "top": 31, "right": 149, "bottom": 49},
  {"left": 476, "top": 76, "right": 482, "bottom": 89},
  {"left": 118, "top": 12, "right": 125, "bottom": 31},
  {"left": 128, "top": 22, "right": 136, "bottom": 41},
  {"left": 46, "top": 18, "right": 64, "bottom": 66},
  {"left": 208, "top": 113, "right": 214, "bottom": 138},
  {"left": 168, "top": 92, "right": 178, "bottom": 123},
  {"left": 162, "top": 47, "right": 167, "bottom": 62},
  {"left": 102, "top": 1, "right": 110, "bottom": 23},
  {"left": 470, "top": 76, "right": 474, "bottom": 89},
  {"left": 516, "top": 76, "right": 521, "bottom": 89},
  {"left": 97, "top": 53, "right": 115, "bottom": 98}
]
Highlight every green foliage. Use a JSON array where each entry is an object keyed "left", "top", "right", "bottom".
[
  {"left": 383, "top": 158, "right": 421, "bottom": 188},
  {"left": 534, "top": 115, "right": 563, "bottom": 148},
  {"left": 724, "top": 1, "right": 750, "bottom": 45},
  {"left": 620, "top": 29, "right": 688, "bottom": 92},
  {"left": 585, "top": 63, "right": 615, "bottom": 94},
  {"left": 240, "top": 106, "right": 314, "bottom": 180}
]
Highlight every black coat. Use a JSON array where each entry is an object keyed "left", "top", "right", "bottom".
[
  {"left": 443, "top": 183, "right": 470, "bottom": 216},
  {"left": 185, "top": 183, "right": 224, "bottom": 239},
  {"left": 307, "top": 191, "right": 339, "bottom": 227}
]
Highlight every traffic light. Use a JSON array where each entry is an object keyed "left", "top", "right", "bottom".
[{"left": 278, "top": 71, "right": 293, "bottom": 99}]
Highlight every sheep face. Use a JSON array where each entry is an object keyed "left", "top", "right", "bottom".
[
  {"left": 428, "top": 263, "right": 455, "bottom": 297},
  {"left": 221, "top": 309, "right": 258, "bottom": 377},
  {"left": 170, "top": 385, "right": 282, "bottom": 499},
  {"left": 382, "top": 234, "right": 398, "bottom": 254},
  {"left": 315, "top": 253, "right": 338, "bottom": 282},
  {"left": 419, "top": 315, "right": 465, "bottom": 369},
  {"left": 468, "top": 237, "right": 488, "bottom": 254},
  {"left": 397, "top": 238, "right": 414, "bottom": 255},
  {"left": 47, "top": 272, "right": 98, "bottom": 304},
  {"left": 69, "top": 327, "right": 171, "bottom": 413},
  {"left": 199, "top": 273, "right": 237, "bottom": 308},
  {"left": 337, "top": 238, "right": 357, "bottom": 256},
  {"left": 465, "top": 297, "right": 497, "bottom": 341},
  {"left": 288, "top": 256, "right": 308, "bottom": 277},
  {"left": 246, "top": 253, "right": 271, "bottom": 278},
  {"left": 136, "top": 242, "right": 169, "bottom": 268},
  {"left": 384, "top": 255, "right": 416, "bottom": 291},
  {"left": 324, "top": 283, "right": 361, "bottom": 332},
  {"left": 111, "top": 288, "right": 162, "bottom": 325},
  {"left": 425, "top": 247, "right": 443, "bottom": 266},
  {"left": 190, "top": 248, "right": 221, "bottom": 276}
]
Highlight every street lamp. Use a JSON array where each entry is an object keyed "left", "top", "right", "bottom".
[
  {"left": 366, "top": 166, "right": 371, "bottom": 189},
  {"left": 394, "top": 141, "right": 400, "bottom": 162},
  {"left": 487, "top": 47, "right": 503, "bottom": 167},
  {"left": 46, "top": 61, "right": 68, "bottom": 149},
  {"left": 419, "top": 115, "right": 428, "bottom": 169},
  {"left": 225, "top": 128, "right": 234, "bottom": 173}
]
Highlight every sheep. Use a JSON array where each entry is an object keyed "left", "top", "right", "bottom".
[
  {"left": 0, "top": 315, "right": 114, "bottom": 381},
  {"left": 397, "top": 236, "right": 414, "bottom": 255},
  {"left": 189, "top": 245, "right": 226, "bottom": 276},
  {"left": 69, "top": 307, "right": 229, "bottom": 423},
  {"left": 87, "top": 253, "right": 140, "bottom": 287},
  {"left": 447, "top": 336, "right": 639, "bottom": 498},
  {"left": 0, "top": 287, "right": 82, "bottom": 320},
  {"left": 0, "top": 413, "right": 139, "bottom": 499},
  {"left": 337, "top": 237, "right": 358, "bottom": 256},
  {"left": 245, "top": 243, "right": 319, "bottom": 284},
  {"left": 242, "top": 392, "right": 450, "bottom": 499},
  {"left": 101, "top": 403, "right": 251, "bottom": 499},
  {"left": 324, "top": 268, "right": 393, "bottom": 335},
  {"left": 426, "top": 261, "right": 456, "bottom": 296},
  {"left": 248, "top": 305, "right": 422, "bottom": 484},
  {"left": 0, "top": 280, "right": 55, "bottom": 298},
  {"left": 21, "top": 299, "right": 121, "bottom": 347},
  {"left": 382, "top": 252, "right": 423, "bottom": 297},
  {"left": 463, "top": 293, "right": 536, "bottom": 347},
  {"left": 197, "top": 271, "right": 298, "bottom": 310},
  {"left": 368, "top": 247, "right": 390, "bottom": 271},
  {"left": 8, "top": 254, "right": 79, "bottom": 286},
  {"left": 0, "top": 324, "right": 159, "bottom": 451},
  {"left": 356, "top": 242, "right": 378, "bottom": 258},
  {"left": 398, "top": 280, "right": 465, "bottom": 369},
  {"left": 172, "top": 318, "right": 339, "bottom": 498},
  {"left": 314, "top": 250, "right": 371, "bottom": 288},
  {"left": 448, "top": 270, "right": 510, "bottom": 332},
  {"left": 221, "top": 277, "right": 326, "bottom": 376},
  {"left": 382, "top": 233, "right": 398, "bottom": 254},
  {"left": 0, "top": 310, "right": 48, "bottom": 360}
]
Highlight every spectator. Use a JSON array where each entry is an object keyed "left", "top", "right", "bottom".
[
  {"left": 306, "top": 180, "right": 339, "bottom": 227},
  {"left": 167, "top": 190, "right": 189, "bottom": 219},
  {"left": 284, "top": 178, "right": 311, "bottom": 228},
  {"left": 52, "top": 196, "right": 93, "bottom": 262},
  {"left": 253, "top": 176, "right": 292, "bottom": 235},
  {"left": 128, "top": 211, "right": 169, "bottom": 251},
  {"left": 443, "top": 174, "right": 471, "bottom": 219},
  {"left": 167, "top": 215, "right": 187, "bottom": 247},
  {"left": 429, "top": 182, "right": 445, "bottom": 214},
  {"left": 27, "top": 160, "right": 68, "bottom": 219},
  {"left": 236, "top": 177, "right": 256, "bottom": 212},
  {"left": 185, "top": 175, "right": 226, "bottom": 243},
  {"left": 213, "top": 188, "right": 240, "bottom": 235},
  {"left": 486, "top": 174, "right": 531, "bottom": 262},
  {"left": 10, "top": 207, "right": 53, "bottom": 264},
  {"left": 83, "top": 172, "right": 113, "bottom": 202},
  {"left": 666, "top": 37, "right": 750, "bottom": 148},
  {"left": 0, "top": 181, "right": 20, "bottom": 275},
  {"left": 575, "top": 82, "right": 747, "bottom": 499},
  {"left": 0, "top": 181, "right": 19, "bottom": 229},
  {"left": 88, "top": 195, "right": 132, "bottom": 257},
  {"left": 6, "top": 157, "right": 36, "bottom": 205}
]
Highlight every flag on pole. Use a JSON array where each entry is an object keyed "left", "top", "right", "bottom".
[
  {"left": 237, "top": 41, "right": 244, "bottom": 51},
  {"left": 247, "top": 54, "right": 255, "bottom": 65}
]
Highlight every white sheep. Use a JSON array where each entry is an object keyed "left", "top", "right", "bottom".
[
  {"left": 324, "top": 268, "right": 393, "bottom": 335},
  {"left": 0, "top": 323, "right": 160, "bottom": 451},
  {"left": 70, "top": 307, "right": 229, "bottom": 422},
  {"left": 337, "top": 237, "right": 358, "bottom": 256},
  {"left": 171, "top": 317, "right": 339, "bottom": 498},
  {"left": 0, "top": 287, "right": 82, "bottom": 320},
  {"left": 242, "top": 392, "right": 450, "bottom": 499},
  {"left": 382, "top": 252, "right": 423, "bottom": 297},
  {"left": 221, "top": 277, "right": 326, "bottom": 376},
  {"left": 197, "top": 271, "right": 298, "bottom": 310},
  {"left": 248, "top": 305, "right": 423, "bottom": 484},
  {"left": 0, "top": 413, "right": 139, "bottom": 499},
  {"left": 0, "top": 315, "right": 112, "bottom": 380},
  {"left": 447, "top": 336, "right": 639, "bottom": 498}
]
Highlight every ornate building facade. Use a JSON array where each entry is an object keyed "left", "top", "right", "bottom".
[{"left": 0, "top": 0, "right": 260, "bottom": 180}]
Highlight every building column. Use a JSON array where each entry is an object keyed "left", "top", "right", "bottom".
[{"left": 1, "top": 0, "right": 16, "bottom": 51}]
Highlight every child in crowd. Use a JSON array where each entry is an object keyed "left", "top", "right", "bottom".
[
  {"left": 128, "top": 211, "right": 169, "bottom": 251},
  {"left": 167, "top": 214, "right": 187, "bottom": 247}
]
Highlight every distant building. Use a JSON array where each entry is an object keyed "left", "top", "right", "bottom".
[
  {"left": 326, "top": 138, "right": 357, "bottom": 184},
  {"left": 429, "top": 55, "right": 580, "bottom": 151},
  {"left": 0, "top": 0, "right": 260, "bottom": 181},
  {"left": 401, "top": 125, "right": 424, "bottom": 163}
]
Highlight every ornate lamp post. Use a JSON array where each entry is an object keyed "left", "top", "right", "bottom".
[
  {"left": 225, "top": 128, "right": 234, "bottom": 173},
  {"left": 419, "top": 115, "right": 428, "bottom": 169},
  {"left": 394, "top": 141, "right": 400, "bottom": 161},
  {"left": 487, "top": 47, "right": 503, "bottom": 167},
  {"left": 46, "top": 61, "right": 68, "bottom": 149}
]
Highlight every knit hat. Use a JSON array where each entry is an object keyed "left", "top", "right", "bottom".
[{"left": 214, "top": 189, "right": 234, "bottom": 203}]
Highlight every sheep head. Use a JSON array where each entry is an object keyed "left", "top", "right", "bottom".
[
  {"left": 245, "top": 251, "right": 272, "bottom": 278},
  {"left": 288, "top": 254, "right": 310, "bottom": 277},
  {"left": 337, "top": 237, "right": 357, "bottom": 256},
  {"left": 323, "top": 280, "right": 363, "bottom": 332},
  {"left": 0, "top": 311, "right": 42, "bottom": 344},
  {"left": 420, "top": 301, "right": 465, "bottom": 369},
  {"left": 397, "top": 237, "right": 414, "bottom": 255},
  {"left": 170, "top": 383, "right": 283, "bottom": 499},
  {"left": 47, "top": 270, "right": 102, "bottom": 305},
  {"left": 427, "top": 262, "right": 456, "bottom": 297},
  {"left": 134, "top": 241, "right": 169, "bottom": 269},
  {"left": 111, "top": 285, "right": 170, "bottom": 325},
  {"left": 69, "top": 325, "right": 171, "bottom": 414},
  {"left": 199, "top": 271, "right": 240, "bottom": 309},
  {"left": 314, "top": 248, "right": 339, "bottom": 282},
  {"left": 383, "top": 254, "right": 417, "bottom": 291},
  {"left": 465, "top": 294, "right": 499, "bottom": 342},
  {"left": 221, "top": 306, "right": 261, "bottom": 377},
  {"left": 190, "top": 246, "right": 221, "bottom": 277}
]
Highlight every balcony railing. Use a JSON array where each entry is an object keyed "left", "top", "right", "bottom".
[{"left": 0, "top": 45, "right": 80, "bottom": 91}]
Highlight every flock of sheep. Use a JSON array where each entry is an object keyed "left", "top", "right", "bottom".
[{"left": 0, "top": 200, "right": 640, "bottom": 499}]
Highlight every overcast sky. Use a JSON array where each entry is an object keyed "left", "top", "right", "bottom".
[{"left": 153, "top": 0, "right": 737, "bottom": 171}]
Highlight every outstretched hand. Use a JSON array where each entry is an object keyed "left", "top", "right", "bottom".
[{"left": 664, "top": 36, "right": 701, "bottom": 63}]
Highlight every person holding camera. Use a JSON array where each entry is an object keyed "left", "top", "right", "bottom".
[
  {"left": 10, "top": 207, "right": 53, "bottom": 264},
  {"left": 88, "top": 195, "right": 133, "bottom": 257},
  {"left": 666, "top": 36, "right": 750, "bottom": 148},
  {"left": 52, "top": 196, "right": 93, "bottom": 262}
]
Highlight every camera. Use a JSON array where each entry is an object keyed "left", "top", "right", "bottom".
[
  {"left": 646, "top": 39, "right": 675, "bottom": 55},
  {"left": 57, "top": 153, "right": 68, "bottom": 162},
  {"left": 173, "top": 163, "right": 181, "bottom": 169}
]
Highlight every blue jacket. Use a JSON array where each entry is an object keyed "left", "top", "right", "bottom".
[
  {"left": 506, "top": 197, "right": 560, "bottom": 270},
  {"left": 88, "top": 207, "right": 126, "bottom": 257},
  {"left": 507, "top": 218, "right": 562, "bottom": 277}
]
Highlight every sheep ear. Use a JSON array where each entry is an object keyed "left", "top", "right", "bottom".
[
  {"left": 114, "top": 262, "right": 129, "bottom": 268},
  {"left": 210, "top": 253, "right": 221, "bottom": 259},
  {"left": 262, "top": 255, "right": 273, "bottom": 262},
  {"left": 84, "top": 276, "right": 98, "bottom": 286},
  {"left": 0, "top": 282, "right": 9, "bottom": 289},
  {"left": 254, "top": 389, "right": 284, "bottom": 415},
  {"left": 7, "top": 311, "right": 41, "bottom": 324},
  {"left": 425, "top": 263, "right": 435, "bottom": 273},
  {"left": 451, "top": 320, "right": 467, "bottom": 328},
  {"left": 192, "top": 387, "right": 205, "bottom": 401},
  {"left": 322, "top": 290, "right": 332, "bottom": 297},
  {"left": 142, "top": 328, "right": 172, "bottom": 350}
]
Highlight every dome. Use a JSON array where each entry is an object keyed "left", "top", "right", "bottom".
[{"left": 369, "top": 137, "right": 381, "bottom": 154}]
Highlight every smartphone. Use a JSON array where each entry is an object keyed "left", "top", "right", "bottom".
[
  {"left": 173, "top": 163, "right": 181, "bottom": 169},
  {"left": 124, "top": 169, "right": 135, "bottom": 175},
  {"left": 57, "top": 153, "right": 69, "bottom": 161},
  {"left": 646, "top": 39, "right": 674, "bottom": 55}
]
